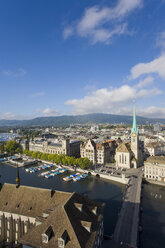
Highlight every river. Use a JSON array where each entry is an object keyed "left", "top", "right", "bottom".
[{"left": 140, "top": 182, "right": 165, "bottom": 248}]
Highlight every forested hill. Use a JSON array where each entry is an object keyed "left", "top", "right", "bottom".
[{"left": 0, "top": 113, "right": 165, "bottom": 127}]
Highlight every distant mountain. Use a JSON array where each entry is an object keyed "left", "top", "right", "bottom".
[{"left": 0, "top": 113, "right": 165, "bottom": 127}]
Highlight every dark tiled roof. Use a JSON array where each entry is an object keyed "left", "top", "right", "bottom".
[
  {"left": 0, "top": 184, "right": 104, "bottom": 248},
  {"left": 116, "top": 142, "right": 131, "bottom": 153}
]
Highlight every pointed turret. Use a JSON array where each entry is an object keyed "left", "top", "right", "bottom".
[
  {"left": 16, "top": 163, "right": 20, "bottom": 188},
  {"left": 131, "top": 107, "right": 138, "bottom": 135}
]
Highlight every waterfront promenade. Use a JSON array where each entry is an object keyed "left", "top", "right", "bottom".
[{"left": 113, "top": 168, "right": 143, "bottom": 247}]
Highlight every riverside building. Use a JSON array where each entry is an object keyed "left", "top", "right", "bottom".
[
  {"left": 29, "top": 138, "right": 80, "bottom": 157},
  {"left": 0, "top": 183, "right": 104, "bottom": 248},
  {"left": 144, "top": 156, "right": 165, "bottom": 183},
  {"left": 80, "top": 139, "right": 116, "bottom": 165}
]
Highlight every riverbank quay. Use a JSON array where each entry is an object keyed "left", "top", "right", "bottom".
[
  {"left": 39, "top": 159, "right": 129, "bottom": 185},
  {"left": 143, "top": 178, "right": 165, "bottom": 187},
  {"left": 7, "top": 159, "right": 38, "bottom": 167},
  {"left": 112, "top": 169, "right": 143, "bottom": 248}
]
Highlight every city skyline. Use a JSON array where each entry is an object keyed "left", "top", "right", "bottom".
[{"left": 1, "top": 0, "right": 165, "bottom": 119}]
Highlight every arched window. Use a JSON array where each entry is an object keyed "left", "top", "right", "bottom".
[{"left": 122, "top": 154, "right": 124, "bottom": 163}]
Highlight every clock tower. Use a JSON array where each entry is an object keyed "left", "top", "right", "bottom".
[{"left": 131, "top": 107, "right": 139, "bottom": 162}]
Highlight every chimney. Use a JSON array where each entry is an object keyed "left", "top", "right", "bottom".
[{"left": 51, "top": 189, "right": 55, "bottom": 198}]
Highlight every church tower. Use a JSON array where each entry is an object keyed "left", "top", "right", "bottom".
[{"left": 131, "top": 107, "right": 139, "bottom": 162}]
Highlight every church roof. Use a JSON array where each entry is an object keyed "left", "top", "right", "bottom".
[{"left": 116, "top": 142, "right": 131, "bottom": 153}]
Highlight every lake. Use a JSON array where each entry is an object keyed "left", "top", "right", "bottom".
[{"left": 0, "top": 133, "right": 20, "bottom": 141}]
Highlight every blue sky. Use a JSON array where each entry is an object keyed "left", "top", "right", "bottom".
[{"left": 1, "top": 0, "right": 165, "bottom": 119}]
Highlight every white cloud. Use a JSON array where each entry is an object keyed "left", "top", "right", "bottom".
[
  {"left": 14, "top": 68, "right": 26, "bottom": 77},
  {"left": 36, "top": 108, "right": 60, "bottom": 117},
  {"left": 90, "top": 23, "right": 128, "bottom": 45},
  {"left": 156, "top": 31, "right": 165, "bottom": 49},
  {"left": 108, "top": 106, "right": 165, "bottom": 118},
  {"left": 65, "top": 84, "right": 162, "bottom": 115},
  {"left": 135, "top": 76, "right": 154, "bottom": 89},
  {"left": 31, "top": 92, "right": 45, "bottom": 97},
  {"left": 0, "top": 112, "right": 18, "bottom": 120},
  {"left": 2, "top": 70, "right": 13, "bottom": 76},
  {"left": 63, "top": 26, "right": 74, "bottom": 39},
  {"left": 2, "top": 68, "right": 26, "bottom": 77},
  {"left": 84, "top": 84, "right": 96, "bottom": 92},
  {"left": 129, "top": 54, "right": 165, "bottom": 79},
  {"left": 0, "top": 108, "right": 61, "bottom": 120},
  {"left": 138, "top": 106, "right": 165, "bottom": 118},
  {"left": 63, "top": 0, "right": 142, "bottom": 44}
]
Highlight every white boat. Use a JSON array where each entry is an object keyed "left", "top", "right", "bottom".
[{"left": 63, "top": 176, "right": 73, "bottom": 182}]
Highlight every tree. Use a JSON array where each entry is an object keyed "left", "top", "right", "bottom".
[
  {"left": 77, "top": 157, "right": 92, "bottom": 169},
  {"left": 0, "top": 143, "right": 4, "bottom": 153},
  {"left": 4, "top": 141, "right": 21, "bottom": 154}
]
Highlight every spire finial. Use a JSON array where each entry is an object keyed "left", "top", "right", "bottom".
[{"left": 131, "top": 103, "right": 138, "bottom": 135}]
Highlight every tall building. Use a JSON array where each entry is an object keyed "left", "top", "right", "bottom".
[
  {"left": 0, "top": 183, "right": 104, "bottom": 248},
  {"left": 153, "top": 123, "right": 161, "bottom": 132},
  {"left": 115, "top": 108, "right": 143, "bottom": 169}
]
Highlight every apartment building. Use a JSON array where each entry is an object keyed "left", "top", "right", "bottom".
[{"left": 80, "top": 139, "right": 116, "bottom": 165}]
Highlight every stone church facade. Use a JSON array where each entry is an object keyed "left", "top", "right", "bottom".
[{"left": 115, "top": 109, "right": 143, "bottom": 169}]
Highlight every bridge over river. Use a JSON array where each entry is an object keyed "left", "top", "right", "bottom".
[{"left": 111, "top": 169, "right": 143, "bottom": 248}]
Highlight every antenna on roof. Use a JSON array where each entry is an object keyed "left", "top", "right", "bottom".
[{"left": 16, "top": 163, "right": 20, "bottom": 188}]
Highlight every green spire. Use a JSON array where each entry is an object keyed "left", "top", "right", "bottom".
[{"left": 131, "top": 107, "right": 138, "bottom": 134}]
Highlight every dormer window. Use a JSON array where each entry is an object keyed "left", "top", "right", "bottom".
[
  {"left": 42, "top": 226, "right": 53, "bottom": 244},
  {"left": 74, "top": 203, "right": 83, "bottom": 212},
  {"left": 81, "top": 221, "right": 92, "bottom": 233},
  {"left": 58, "top": 230, "right": 69, "bottom": 248},
  {"left": 58, "top": 239, "right": 65, "bottom": 248},
  {"left": 92, "top": 206, "right": 97, "bottom": 215},
  {"left": 42, "top": 234, "right": 49, "bottom": 244}
]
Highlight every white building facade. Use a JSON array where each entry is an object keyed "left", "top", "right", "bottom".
[{"left": 144, "top": 156, "right": 165, "bottom": 183}]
